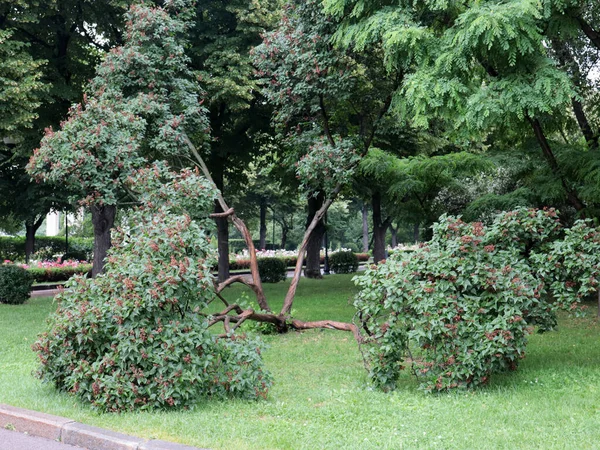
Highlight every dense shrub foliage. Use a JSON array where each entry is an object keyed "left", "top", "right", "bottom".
[
  {"left": 33, "top": 166, "right": 271, "bottom": 412},
  {"left": 0, "top": 265, "right": 33, "bottom": 304},
  {"left": 532, "top": 220, "right": 600, "bottom": 310},
  {"left": 257, "top": 258, "right": 287, "bottom": 283},
  {"left": 329, "top": 251, "right": 359, "bottom": 274},
  {"left": 354, "top": 208, "right": 597, "bottom": 392}
]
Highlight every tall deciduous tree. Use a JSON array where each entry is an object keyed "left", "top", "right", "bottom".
[
  {"left": 188, "top": 0, "right": 280, "bottom": 281},
  {"left": 1, "top": 0, "right": 126, "bottom": 257},
  {"left": 28, "top": 0, "right": 210, "bottom": 276},
  {"left": 253, "top": 0, "right": 397, "bottom": 284},
  {"left": 325, "top": 0, "right": 599, "bottom": 215}
]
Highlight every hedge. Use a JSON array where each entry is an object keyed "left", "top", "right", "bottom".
[
  {"left": 228, "top": 253, "right": 369, "bottom": 271},
  {"left": 28, "top": 265, "right": 92, "bottom": 283},
  {"left": 0, "top": 236, "right": 93, "bottom": 261}
]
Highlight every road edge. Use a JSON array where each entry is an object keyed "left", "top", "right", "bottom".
[{"left": 0, "top": 404, "right": 206, "bottom": 450}]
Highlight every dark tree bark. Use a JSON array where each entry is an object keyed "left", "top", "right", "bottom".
[
  {"left": 527, "top": 117, "right": 586, "bottom": 211},
  {"left": 362, "top": 202, "right": 369, "bottom": 253},
  {"left": 551, "top": 39, "right": 598, "bottom": 150},
  {"left": 577, "top": 16, "right": 600, "bottom": 51},
  {"left": 24, "top": 216, "right": 45, "bottom": 263},
  {"left": 259, "top": 197, "right": 267, "bottom": 250},
  {"left": 571, "top": 98, "right": 598, "bottom": 150},
  {"left": 212, "top": 160, "right": 230, "bottom": 282},
  {"left": 215, "top": 201, "right": 230, "bottom": 282},
  {"left": 91, "top": 204, "right": 116, "bottom": 277},
  {"left": 304, "top": 192, "right": 326, "bottom": 278},
  {"left": 413, "top": 223, "right": 420, "bottom": 243},
  {"left": 372, "top": 192, "right": 390, "bottom": 263},
  {"left": 390, "top": 223, "right": 398, "bottom": 248},
  {"left": 280, "top": 225, "right": 288, "bottom": 249}
]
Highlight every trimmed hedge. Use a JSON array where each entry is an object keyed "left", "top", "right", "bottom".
[
  {"left": 0, "top": 236, "right": 93, "bottom": 261},
  {"left": 28, "top": 265, "right": 92, "bottom": 283},
  {"left": 228, "top": 253, "right": 369, "bottom": 271},
  {"left": 257, "top": 258, "right": 287, "bottom": 283},
  {"left": 0, "top": 265, "right": 34, "bottom": 304},
  {"left": 329, "top": 251, "right": 359, "bottom": 274}
]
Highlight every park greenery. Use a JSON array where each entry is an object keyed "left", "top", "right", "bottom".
[
  {"left": 0, "top": 0, "right": 599, "bottom": 416},
  {"left": 2, "top": 279, "right": 600, "bottom": 448}
]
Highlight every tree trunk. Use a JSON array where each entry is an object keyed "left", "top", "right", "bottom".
[
  {"left": 280, "top": 225, "right": 288, "bottom": 250},
  {"left": 528, "top": 117, "right": 586, "bottom": 212},
  {"left": 24, "top": 216, "right": 44, "bottom": 264},
  {"left": 215, "top": 201, "right": 230, "bottom": 282},
  {"left": 212, "top": 161, "right": 230, "bottom": 282},
  {"left": 372, "top": 192, "right": 390, "bottom": 263},
  {"left": 91, "top": 204, "right": 116, "bottom": 277},
  {"left": 571, "top": 98, "right": 598, "bottom": 151},
  {"left": 413, "top": 223, "right": 420, "bottom": 243},
  {"left": 304, "top": 192, "right": 326, "bottom": 278},
  {"left": 362, "top": 202, "right": 369, "bottom": 253},
  {"left": 551, "top": 39, "right": 598, "bottom": 150},
  {"left": 577, "top": 16, "right": 600, "bottom": 51},
  {"left": 259, "top": 198, "right": 267, "bottom": 250},
  {"left": 390, "top": 223, "right": 398, "bottom": 248}
]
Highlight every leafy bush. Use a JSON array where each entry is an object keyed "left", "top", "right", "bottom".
[
  {"left": 257, "top": 257, "right": 287, "bottom": 283},
  {"left": 329, "top": 251, "right": 359, "bottom": 274},
  {"left": 61, "top": 251, "right": 88, "bottom": 262},
  {"left": 532, "top": 219, "right": 600, "bottom": 311},
  {"left": 0, "top": 265, "right": 34, "bottom": 305},
  {"left": 354, "top": 208, "right": 577, "bottom": 393},
  {"left": 33, "top": 165, "right": 271, "bottom": 412}
]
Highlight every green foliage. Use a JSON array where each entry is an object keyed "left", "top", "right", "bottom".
[
  {"left": 33, "top": 165, "right": 271, "bottom": 412},
  {"left": 0, "top": 29, "right": 47, "bottom": 136},
  {"left": 27, "top": 1, "right": 209, "bottom": 208},
  {"left": 353, "top": 208, "right": 578, "bottom": 392},
  {"left": 257, "top": 257, "right": 287, "bottom": 283},
  {"left": 3, "top": 276, "right": 600, "bottom": 448},
  {"left": 27, "top": 265, "right": 92, "bottom": 284},
  {"left": 296, "top": 138, "right": 360, "bottom": 196},
  {"left": 532, "top": 219, "right": 600, "bottom": 312},
  {"left": 61, "top": 251, "right": 88, "bottom": 262},
  {"left": 329, "top": 251, "right": 359, "bottom": 274},
  {"left": 0, "top": 265, "right": 33, "bottom": 305},
  {"left": 254, "top": 0, "right": 398, "bottom": 199},
  {"left": 0, "top": 236, "right": 93, "bottom": 262}
]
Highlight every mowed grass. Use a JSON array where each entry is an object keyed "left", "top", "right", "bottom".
[{"left": 1, "top": 274, "right": 600, "bottom": 449}]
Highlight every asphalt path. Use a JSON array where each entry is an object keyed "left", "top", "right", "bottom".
[{"left": 0, "top": 428, "right": 83, "bottom": 450}]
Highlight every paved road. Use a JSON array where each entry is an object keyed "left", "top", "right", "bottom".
[{"left": 0, "top": 428, "right": 83, "bottom": 450}]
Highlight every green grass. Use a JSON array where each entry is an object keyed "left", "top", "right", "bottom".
[{"left": 1, "top": 274, "right": 600, "bottom": 449}]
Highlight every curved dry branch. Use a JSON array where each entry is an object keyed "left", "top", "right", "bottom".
[
  {"left": 210, "top": 208, "right": 235, "bottom": 218},
  {"left": 207, "top": 304, "right": 362, "bottom": 343},
  {"left": 183, "top": 134, "right": 269, "bottom": 310},
  {"left": 289, "top": 319, "right": 362, "bottom": 343}
]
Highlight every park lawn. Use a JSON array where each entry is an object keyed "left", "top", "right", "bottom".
[{"left": 1, "top": 274, "right": 600, "bottom": 449}]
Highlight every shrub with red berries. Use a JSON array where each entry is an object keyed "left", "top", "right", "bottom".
[
  {"left": 355, "top": 207, "right": 596, "bottom": 392},
  {"left": 32, "top": 165, "right": 271, "bottom": 412}
]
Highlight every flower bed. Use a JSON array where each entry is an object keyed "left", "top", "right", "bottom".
[
  {"left": 2, "top": 260, "right": 92, "bottom": 283},
  {"left": 228, "top": 249, "right": 369, "bottom": 271}
]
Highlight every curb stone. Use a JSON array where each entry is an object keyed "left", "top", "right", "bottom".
[{"left": 0, "top": 404, "right": 207, "bottom": 450}]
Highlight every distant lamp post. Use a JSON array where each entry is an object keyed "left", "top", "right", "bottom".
[{"left": 323, "top": 213, "right": 330, "bottom": 275}]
